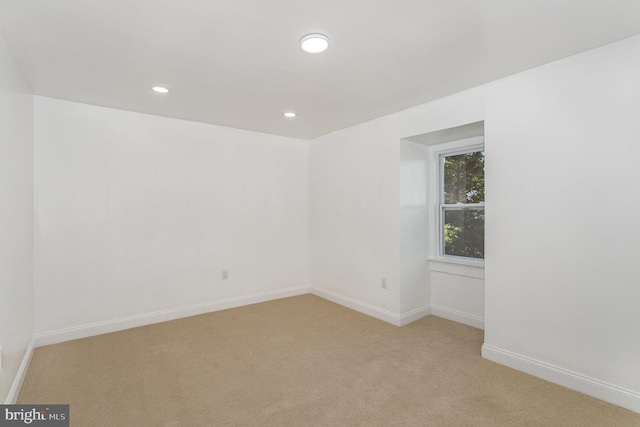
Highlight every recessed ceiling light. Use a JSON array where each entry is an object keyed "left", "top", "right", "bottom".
[
  {"left": 283, "top": 112, "right": 296, "bottom": 118},
  {"left": 152, "top": 86, "right": 170, "bottom": 93},
  {"left": 300, "top": 33, "right": 329, "bottom": 54}
]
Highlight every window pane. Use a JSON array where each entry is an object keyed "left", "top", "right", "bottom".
[
  {"left": 443, "top": 151, "right": 485, "bottom": 204},
  {"left": 443, "top": 208, "right": 484, "bottom": 259}
]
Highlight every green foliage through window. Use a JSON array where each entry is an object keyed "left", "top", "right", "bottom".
[
  {"left": 443, "top": 151, "right": 485, "bottom": 204},
  {"left": 441, "top": 150, "right": 484, "bottom": 259}
]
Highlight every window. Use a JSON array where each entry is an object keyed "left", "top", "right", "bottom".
[{"left": 439, "top": 148, "right": 484, "bottom": 260}]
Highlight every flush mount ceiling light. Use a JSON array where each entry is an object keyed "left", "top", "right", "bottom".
[
  {"left": 300, "top": 33, "right": 329, "bottom": 53},
  {"left": 283, "top": 112, "right": 296, "bottom": 118},
  {"left": 151, "top": 86, "right": 170, "bottom": 93}
]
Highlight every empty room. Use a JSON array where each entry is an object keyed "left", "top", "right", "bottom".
[{"left": 1, "top": 1, "right": 640, "bottom": 425}]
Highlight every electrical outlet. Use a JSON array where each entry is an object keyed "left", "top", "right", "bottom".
[
  {"left": 381, "top": 277, "right": 388, "bottom": 289},
  {"left": 222, "top": 269, "right": 229, "bottom": 280}
]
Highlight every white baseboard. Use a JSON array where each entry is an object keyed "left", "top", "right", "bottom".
[
  {"left": 34, "top": 285, "right": 311, "bottom": 347},
  {"left": 23, "top": 285, "right": 639, "bottom": 415},
  {"left": 430, "top": 304, "right": 484, "bottom": 330},
  {"left": 310, "top": 286, "right": 430, "bottom": 327},
  {"left": 5, "top": 336, "right": 36, "bottom": 404},
  {"left": 310, "top": 286, "right": 403, "bottom": 326},
  {"left": 482, "top": 344, "right": 640, "bottom": 414},
  {"left": 399, "top": 305, "right": 431, "bottom": 326}
]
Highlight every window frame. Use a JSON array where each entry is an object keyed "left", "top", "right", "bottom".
[{"left": 433, "top": 140, "right": 485, "bottom": 264}]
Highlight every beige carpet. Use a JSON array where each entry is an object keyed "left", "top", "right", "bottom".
[{"left": 18, "top": 294, "right": 640, "bottom": 426}]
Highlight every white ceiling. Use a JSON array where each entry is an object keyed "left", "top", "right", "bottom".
[{"left": 1, "top": 1, "right": 639, "bottom": 140}]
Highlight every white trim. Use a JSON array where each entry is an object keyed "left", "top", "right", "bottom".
[
  {"left": 399, "top": 305, "right": 431, "bottom": 326},
  {"left": 428, "top": 255, "right": 484, "bottom": 267},
  {"left": 34, "top": 285, "right": 311, "bottom": 347},
  {"left": 427, "top": 136, "right": 485, "bottom": 262},
  {"left": 431, "top": 304, "right": 484, "bottom": 329},
  {"left": 437, "top": 145, "right": 485, "bottom": 260},
  {"left": 431, "top": 255, "right": 484, "bottom": 268},
  {"left": 429, "top": 259, "right": 484, "bottom": 278},
  {"left": 5, "top": 336, "right": 37, "bottom": 404},
  {"left": 310, "top": 286, "right": 403, "bottom": 326},
  {"left": 310, "top": 286, "right": 431, "bottom": 327},
  {"left": 482, "top": 344, "right": 640, "bottom": 414}
]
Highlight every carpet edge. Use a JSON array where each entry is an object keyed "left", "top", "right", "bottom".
[
  {"left": 32, "top": 285, "right": 312, "bottom": 347},
  {"left": 482, "top": 343, "right": 640, "bottom": 414}
]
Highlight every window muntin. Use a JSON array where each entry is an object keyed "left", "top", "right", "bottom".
[{"left": 439, "top": 149, "right": 484, "bottom": 260}]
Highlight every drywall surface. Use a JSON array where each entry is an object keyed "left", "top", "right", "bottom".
[
  {"left": 34, "top": 97, "right": 309, "bottom": 333},
  {"left": 483, "top": 36, "right": 640, "bottom": 397},
  {"left": 309, "top": 119, "right": 402, "bottom": 315},
  {"left": 310, "top": 80, "right": 485, "bottom": 320},
  {"left": 0, "top": 36, "right": 34, "bottom": 402},
  {"left": 430, "top": 264, "right": 484, "bottom": 329},
  {"left": 399, "top": 140, "right": 430, "bottom": 314},
  {"left": 310, "top": 35, "right": 640, "bottom": 409}
]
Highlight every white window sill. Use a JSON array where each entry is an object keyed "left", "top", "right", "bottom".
[
  {"left": 428, "top": 257, "right": 484, "bottom": 279},
  {"left": 428, "top": 256, "right": 484, "bottom": 267}
]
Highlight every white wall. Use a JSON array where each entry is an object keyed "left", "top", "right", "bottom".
[
  {"left": 429, "top": 262, "right": 484, "bottom": 328},
  {"left": 482, "top": 35, "right": 640, "bottom": 408},
  {"left": 0, "top": 36, "right": 34, "bottom": 402},
  {"left": 310, "top": 89, "right": 485, "bottom": 327},
  {"left": 399, "top": 140, "right": 430, "bottom": 315},
  {"left": 309, "top": 119, "right": 402, "bottom": 320},
  {"left": 309, "top": 35, "right": 640, "bottom": 412},
  {"left": 34, "top": 97, "right": 310, "bottom": 334}
]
